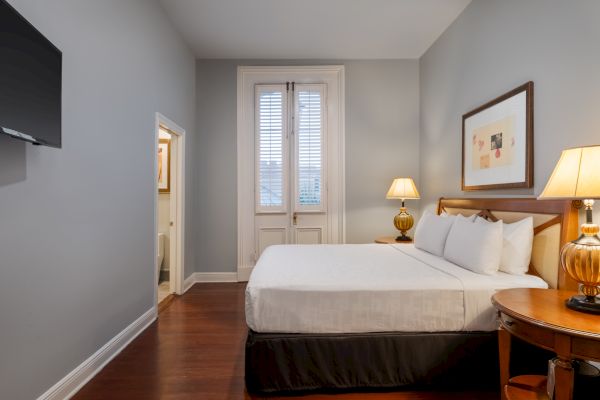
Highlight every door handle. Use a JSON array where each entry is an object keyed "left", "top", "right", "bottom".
[{"left": 293, "top": 212, "right": 298, "bottom": 225}]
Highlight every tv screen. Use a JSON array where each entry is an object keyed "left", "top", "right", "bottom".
[{"left": 0, "top": 0, "right": 62, "bottom": 148}]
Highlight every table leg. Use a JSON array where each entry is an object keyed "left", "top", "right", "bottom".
[
  {"left": 553, "top": 357, "right": 574, "bottom": 400},
  {"left": 554, "top": 334, "right": 574, "bottom": 400},
  {"left": 498, "top": 326, "right": 511, "bottom": 400}
]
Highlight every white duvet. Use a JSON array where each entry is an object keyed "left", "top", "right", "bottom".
[{"left": 245, "top": 244, "right": 547, "bottom": 333}]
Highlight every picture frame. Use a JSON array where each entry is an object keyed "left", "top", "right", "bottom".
[
  {"left": 462, "top": 81, "right": 533, "bottom": 191},
  {"left": 158, "top": 138, "right": 171, "bottom": 193}
]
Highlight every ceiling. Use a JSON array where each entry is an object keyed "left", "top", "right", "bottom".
[{"left": 159, "top": 0, "right": 472, "bottom": 59}]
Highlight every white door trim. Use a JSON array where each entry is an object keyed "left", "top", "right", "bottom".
[
  {"left": 236, "top": 66, "right": 346, "bottom": 281},
  {"left": 154, "top": 112, "right": 186, "bottom": 305}
]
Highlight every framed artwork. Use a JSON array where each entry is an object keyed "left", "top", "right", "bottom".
[
  {"left": 462, "top": 81, "right": 533, "bottom": 191},
  {"left": 158, "top": 138, "right": 171, "bottom": 193}
]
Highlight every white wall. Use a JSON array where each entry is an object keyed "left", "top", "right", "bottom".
[
  {"left": 195, "top": 59, "right": 420, "bottom": 273},
  {"left": 0, "top": 1, "right": 195, "bottom": 399},
  {"left": 420, "top": 0, "right": 600, "bottom": 213}
]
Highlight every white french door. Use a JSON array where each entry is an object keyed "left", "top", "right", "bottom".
[
  {"left": 255, "top": 83, "right": 327, "bottom": 256},
  {"left": 237, "top": 66, "right": 345, "bottom": 281}
]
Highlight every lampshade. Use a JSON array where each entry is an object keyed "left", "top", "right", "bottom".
[
  {"left": 386, "top": 178, "right": 420, "bottom": 200},
  {"left": 539, "top": 145, "right": 600, "bottom": 314},
  {"left": 539, "top": 145, "right": 600, "bottom": 199}
]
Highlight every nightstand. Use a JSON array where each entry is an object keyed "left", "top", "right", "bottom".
[
  {"left": 374, "top": 236, "right": 413, "bottom": 244},
  {"left": 491, "top": 288, "right": 600, "bottom": 400}
]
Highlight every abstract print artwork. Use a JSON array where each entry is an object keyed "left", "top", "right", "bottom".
[{"left": 462, "top": 82, "right": 533, "bottom": 191}]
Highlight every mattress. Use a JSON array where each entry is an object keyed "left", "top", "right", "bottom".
[{"left": 245, "top": 243, "right": 548, "bottom": 333}]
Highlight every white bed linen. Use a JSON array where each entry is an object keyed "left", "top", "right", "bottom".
[{"left": 245, "top": 244, "right": 547, "bottom": 334}]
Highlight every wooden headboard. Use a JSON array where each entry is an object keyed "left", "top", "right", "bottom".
[{"left": 437, "top": 198, "right": 579, "bottom": 290}]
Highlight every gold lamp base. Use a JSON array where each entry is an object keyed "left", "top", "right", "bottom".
[
  {"left": 560, "top": 200, "right": 600, "bottom": 314},
  {"left": 393, "top": 206, "right": 414, "bottom": 241}
]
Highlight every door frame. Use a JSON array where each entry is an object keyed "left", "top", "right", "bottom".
[
  {"left": 154, "top": 112, "right": 186, "bottom": 307},
  {"left": 236, "top": 66, "right": 346, "bottom": 281}
]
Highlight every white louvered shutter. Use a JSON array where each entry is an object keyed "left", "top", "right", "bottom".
[
  {"left": 294, "top": 84, "right": 326, "bottom": 212},
  {"left": 255, "top": 85, "right": 288, "bottom": 212}
]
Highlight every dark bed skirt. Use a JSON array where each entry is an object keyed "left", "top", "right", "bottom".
[{"left": 245, "top": 329, "right": 503, "bottom": 394}]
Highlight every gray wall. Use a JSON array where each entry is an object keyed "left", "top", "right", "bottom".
[
  {"left": 196, "top": 59, "right": 419, "bottom": 272},
  {"left": 420, "top": 0, "right": 600, "bottom": 213},
  {"left": 0, "top": 1, "right": 195, "bottom": 399},
  {"left": 346, "top": 61, "right": 420, "bottom": 243}
]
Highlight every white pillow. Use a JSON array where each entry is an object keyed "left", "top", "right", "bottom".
[
  {"left": 476, "top": 217, "right": 533, "bottom": 275},
  {"left": 441, "top": 212, "right": 477, "bottom": 222},
  {"left": 444, "top": 217, "right": 503, "bottom": 275},
  {"left": 414, "top": 211, "right": 456, "bottom": 256}
]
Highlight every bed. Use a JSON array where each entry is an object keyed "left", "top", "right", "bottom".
[{"left": 244, "top": 198, "right": 579, "bottom": 393}]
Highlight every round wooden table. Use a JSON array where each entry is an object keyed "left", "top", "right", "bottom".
[{"left": 492, "top": 288, "right": 600, "bottom": 400}]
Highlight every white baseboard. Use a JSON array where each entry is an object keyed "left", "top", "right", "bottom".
[
  {"left": 183, "top": 272, "right": 239, "bottom": 291},
  {"left": 183, "top": 273, "right": 196, "bottom": 293},
  {"left": 196, "top": 272, "right": 238, "bottom": 282},
  {"left": 37, "top": 308, "right": 156, "bottom": 400},
  {"left": 237, "top": 266, "right": 253, "bottom": 282}
]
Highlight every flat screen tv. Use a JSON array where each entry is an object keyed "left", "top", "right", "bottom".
[{"left": 0, "top": 0, "right": 62, "bottom": 148}]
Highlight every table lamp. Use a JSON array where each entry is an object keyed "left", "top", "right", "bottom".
[
  {"left": 386, "top": 178, "right": 420, "bottom": 241},
  {"left": 539, "top": 145, "right": 600, "bottom": 314}
]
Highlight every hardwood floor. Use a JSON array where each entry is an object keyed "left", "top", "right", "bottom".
[{"left": 73, "top": 283, "right": 499, "bottom": 400}]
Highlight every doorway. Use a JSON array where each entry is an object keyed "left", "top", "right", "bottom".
[
  {"left": 237, "top": 66, "right": 346, "bottom": 281},
  {"left": 155, "top": 113, "right": 186, "bottom": 309}
]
